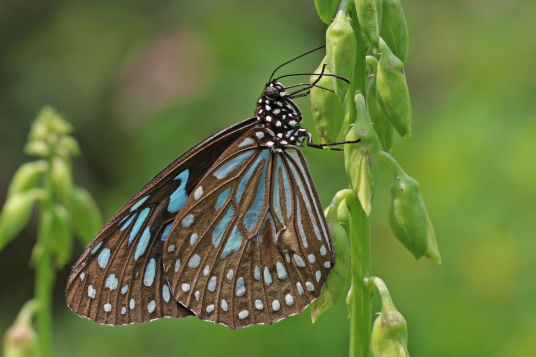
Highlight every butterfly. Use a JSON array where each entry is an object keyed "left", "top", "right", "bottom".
[{"left": 65, "top": 47, "right": 356, "bottom": 329}]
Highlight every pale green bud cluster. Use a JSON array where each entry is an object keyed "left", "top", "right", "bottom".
[{"left": 0, "top": 107, "right": 102, "bottom": 266}]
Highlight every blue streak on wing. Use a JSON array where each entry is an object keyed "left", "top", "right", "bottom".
[
  {"left": 216, "top": 188, "right": 231, "bottom": 210},
  {"left": 243, "top": 151, "right": 270, "bottom": 232},
  {"left": 236, "top": 150, "right": 270, "bottom": 203},
  {"left": 213, "top": 151, "right": 254, "bottom": 179},
  {"left": 287, "top": 150, "right": 330, "bottom": 248},
  {"left": 280, "top": 159, "right": 292, "bottom": 218},
  {"left": 144, "top": 258, "right": 156, "bottom": 286},
  {"left": 212, "top": 206, "right": 234, "bottom": 248},
  {"left": 296, "top": 201, "right": 309, "bottom": 248},
  {"left": 130, "top": 195, "right": 149, "bottom": 212},
  {"left": 134, "top": 227, "right": 151, "bottom": 260},
  {"left": 120, "top": 214, "right": 137, "bottom": 231},
  {"left": 286, "top": 157, "right": 323, "bottom": 244},
  {"left": 91, "top": 242, "right": 103, "bottom": 254},
  {"left": 160, "top": 222, "right": 173, "bottom": 241},
  {"left": 128, "top": 208, "right": 150, "bottom": 246},
  {"left": 273, "top": 157, "right": 284, "bottom": 225},
  {"left": 168, "top": 170, "right": 190, "bottom": 213},
  {"left": 221, "top": 226, "right": 243, "bottom": 259}
]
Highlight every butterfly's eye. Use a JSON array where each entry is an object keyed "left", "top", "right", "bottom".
[{"left": 264, "top": 86, "right": 280, "bottom": 100}]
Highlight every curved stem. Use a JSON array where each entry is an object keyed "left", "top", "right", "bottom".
[
  {"left": 379, "top": 151, "right": 405, "bottom": 176},
  {"left": 348, "top": 195, "right": 372, "bottom": 357}
]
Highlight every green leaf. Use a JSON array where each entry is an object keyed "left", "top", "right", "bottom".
[
  {"left": 71, "top": 187, "right": 102, "bottom": 245},
  {"left": 51, "top": 157, "right": 73, "bottom": 205}
]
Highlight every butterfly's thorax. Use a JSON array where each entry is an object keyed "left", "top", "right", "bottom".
[{"left": 254, "top": 81, "right": 308, "bottom": 152}]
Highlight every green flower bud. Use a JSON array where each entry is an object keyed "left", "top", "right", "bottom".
[
  {"left": 370, "top": 277, "right": 409, "bottom": 357},
  {"left": 367, "top": 56, "right": 394, "bottom": 151},
  {"left": 310, "top": 57, "right": 346, "bottom": 144},
  {"left": 58, "top": 136, "right": 80, "bottom": 157},
  {"left": 7, "top": 161, "right": 48, "bottom": 198},
  {"left": 51, "top": 204, "right": 72, "bottom": 269},
  {"left": 354, "top": 0, "right": 383, "bottom": 52},
  {"left": 23, "top": 140, "right": 50, "bottom": 158},
  {"left": 314, "top": 0, "right": 339, "bottom": 24},
  {"left": 337, "top": 198, "right": 351, "bottom": 237},
  {"left": 51, "top": 157, "right": 72, "bottom": 204},
  {"left": 0, "top": 189, "right": 46, "bottom": 252},
  {"left": 344, "top": 93, "right": 380, "bottom": 216},
  {"left": 327, "top": 11, "right": 357, "bottom": 101},
  {"left": 376, "top": 39, "right": 412, "bottom": 137},
  {"left": 3, "top": 300, "right": 39, "bottom": 357},
  {"left": 312, "top": 201, "right": 351, "bottom": 323},
  {"left": 381, "top": 0, "right": 409, "bottom": 64},
  {"left": 384, "top": 153, "right": 440, "bottom": 264},
  {"left": 71, "top": 187, "right": 102, "bottom": 244}
]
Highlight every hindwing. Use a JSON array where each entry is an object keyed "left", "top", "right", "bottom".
[
  {"left": 162, "top": 127, "right": 334, "bottom": 329},
  {"left": 65, "top": 118, "right": 257, "bottom": 325}
]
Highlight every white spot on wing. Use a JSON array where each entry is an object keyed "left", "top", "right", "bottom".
[
  {"left": 188, "top": 254, "right": 200, "bottom": 268},
  {"left": 264, "top": 267, "right": 272, "bottom": 285},
  {"left": 88, "top": 285, "right": 96, "bottom": 299},
  {"left": 194, "top": 186, "right": 203, "bottom": 200},
  {"left": 285, "top": 294, "right": 294, "bottom": 306},
  {"left": 182, "top": 283, "right": 190, "bottom": 292},
  {"left": 256, "top": 132, "right": 264, "bottom": 139},
  {"left": 316, "top": 271, "right": 321, "bottom": 282},
  {"left": 306, "top": 282, "right": 314, "bottom": 291},
  {"left": 208, "top": 276, "right": 217, "bottom": 292},
  {"left": 272, "top": 300, "right": 281, "bottom": 311},
  {"left": 174, "top": 259, "right": 181, "bottom": 272},
  {"left": 206, "top": 305, "right": 215, "bottom": 313},
  {"left": 239, "top": 137, "right": 254, "bottom": 147},
  {"left": 255, "top": 300, "right": 264, "bottom": 310},
  {"left": 294, "top": 254, "right": 305, "bottom": 267},
  {"left": 147, "top": 300, "right": 156, "bottom": 313},
  {"left": 320, "top": 245, "right": 327, "bottom": 256},
  {"left": 103, "top": 303, "right": 112, "bottom": 312},
  {"left": 221, "top": 300, "right": 228, "bottom": 311},
  {"left": 308, "top": 254, "right": 316, "bottom": 263},
  {"left": 296, "top": 282, "right": 304, "bottom": 295},
  {"left": 182, "top": 214, "right": 194, "bottom": 228},
  {"left": 238, "top": 310, "right": 249, "bottom": 319},
  {"left": 130, "top": 299, "right": 135, "bottom": 309},
  {"left": 324, "top": 261, "right": 331, "bottom": 268}
]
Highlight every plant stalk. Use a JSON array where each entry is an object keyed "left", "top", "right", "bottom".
[
  {"left": 348, "top": 195, "right": 372, "bottom": 357},
  {"left": 35, "top": 159, "right": 55, "bottom": 357}
]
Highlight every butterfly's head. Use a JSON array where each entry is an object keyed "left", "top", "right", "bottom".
[{"left": 255, "top": 81, "right": 302, "bottom": 131}]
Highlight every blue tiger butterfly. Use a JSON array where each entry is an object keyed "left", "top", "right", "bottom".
[{"left": 66, "top": 47, "right": 357, "bottom": 329}]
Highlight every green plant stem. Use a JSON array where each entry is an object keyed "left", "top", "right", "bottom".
[
  {"left": 35, "top": 160, "right": 55, "bottom": 357},
  {"left": 379, "top": 151, "right": 404, "bottom": 175},
  {"left": 348, "top": 195, "right": 373, "bottom": 357}
]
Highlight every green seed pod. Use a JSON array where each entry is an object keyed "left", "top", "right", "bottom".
[
  {"left": 376, "top": 39, "right": 412, "bottom": 137},
  {"left": 0, "top": 189, "right": 46, "bottom": 252},
  {"left": 344, "top": 93, "right": 381, "bottom": 216},
  {"left": 71, "top": 187, "right": 102, "bottom": 245},
  {"left": 51, "top": 204, "right": 72, "bottom": 269},
  {"left": 3, "top": 300, "right": 39, "bottom": 357},
  {"left": 310, "top": 57, "right": 346, "bottom": 144},
  {"left": 314, "top": 0, "right": 339, "bottom": 24},
  {"left": 354, "top": 0, "right": 383, "bottom": 52},
  {"left": 51, "top": 157, "right": 73, "bottom": 204},
  {"left": 312, "top": 203, "right": 351, "bottom": 323},
  {"left": 381, "top": 0, "right": 409, "bottom": 64},
  {"left": 326, "top": 11, "right": 356, "bottom": 101},
  {"left": 367, "top": 57, "right": 394, "bottom": 151},
  {"left": 388, "top": 170, "right": 440, "bottom": 264},
  {"left": 7, "top": 161, "right": 48, "bottom": 198},
  {"left": 351, "top": 9, "right": 370, "bottom": 96},
  {"left": 370, "top": 277, "right": 409, "bottom": 357}
]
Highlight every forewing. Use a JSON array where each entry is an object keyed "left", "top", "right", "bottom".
[
  {"left": 162, "top": 128, "right": 334, "bottom": 329},
  {"left": 65, "top": 118, "right": 257, "bottom": 325}
]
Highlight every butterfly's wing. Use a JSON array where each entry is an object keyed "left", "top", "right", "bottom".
[
  {"left": 162, "top": 127, "right": 334, "bottom": 329},
  {"left": 65, "top": 118, "right": 258, "bottom": 325}
]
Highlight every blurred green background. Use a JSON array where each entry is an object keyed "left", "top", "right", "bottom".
[{"left": 1, "top": 0, "right": 536, "bottom": 356}]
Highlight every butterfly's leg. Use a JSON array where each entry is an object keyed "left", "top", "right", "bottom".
[{"left": 305, "top": 131, "right": 360, "bottom": 151}]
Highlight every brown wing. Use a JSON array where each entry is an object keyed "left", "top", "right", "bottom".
[
  {"left": 162, "top": 127, "right": 334, "bottom": 329},
  {"left": 65, "top": 118, "right": 257, "bottom": 325}
]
